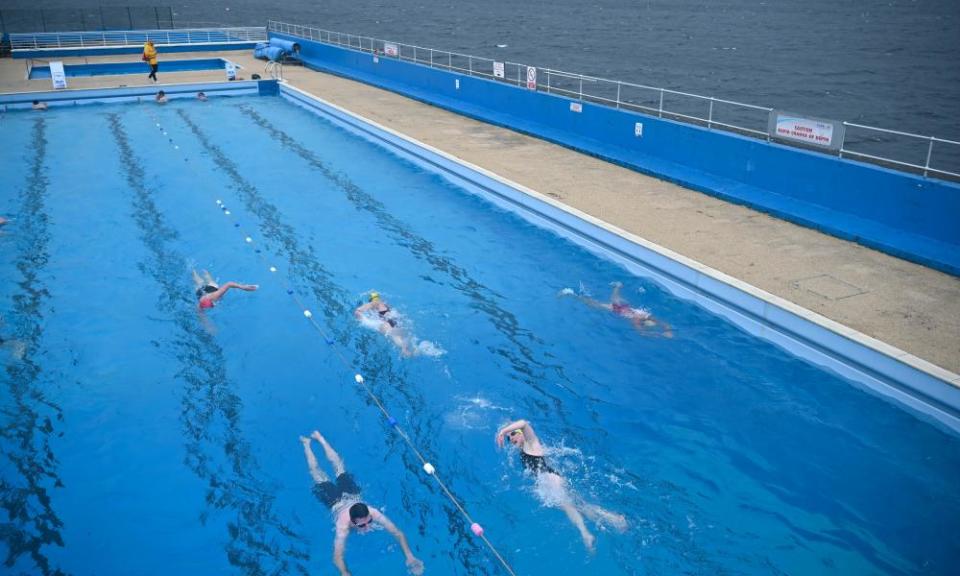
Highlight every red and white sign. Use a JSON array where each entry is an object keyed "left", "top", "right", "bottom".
[
  {"left": 774, "top": 114, "right": 835, "bottom": 147},
  {"left": 383, "top": 43, "right": 398, "bottom": 57},
  {"left": 493, "top": 61, "right": 505, "bottom": 79},
  {"left": 526, "top": 66, "right": 537, "bottom": 90}
]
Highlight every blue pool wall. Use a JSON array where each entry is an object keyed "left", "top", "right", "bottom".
[
  {"left": 0, "top": 80, "right": 271, "bottom": 110},
  {"left": 270, "top": 32, "right": 960, "bottom": 277},
  {"left": 28, "top": 58, "right": 231, "bottom": 79},
  {"left": 279, "top": 83, "right": 960, "bottom": 433}
]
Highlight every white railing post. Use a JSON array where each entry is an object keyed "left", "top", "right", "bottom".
[
  {"left": 616, "top": 81, "right": 621, "bottom": 109},
  {"left": 430, "top": 49, "right": 433, "bottom": 67},
  {"left": 469, "top": 55, "right": 472, "bottom": 74},
  {"left": 923, "top": 137, "right": 934, "bottom": 177},
  {"left": 579, "top": 75, "right": 583, "bottom": 100},
  {"left": 658, "top": 89, "right": 664, "bottom": 117},
  {"left": 547, "top": 71, "right": 551, "bottom": 93},
  {"left": 708, "top": 98, "right": 714, "bottom": 128}
]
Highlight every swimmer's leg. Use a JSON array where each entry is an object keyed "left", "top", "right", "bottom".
[
  {"left": 560, "top": 501, "right": 595, "bottom": 552},
  {"left": 580, "top": 503, "right": 628, "bottom": 532},
  {"left": 311, "top": 431, "right": 346, "bottom": 477},
  {"left": 300, "top": 435, "right": 329, "bottom": 483},
  {"left": 191, "top": 269, "right": 204, "bottom": 289},
  {"left": 202, "top": 270, "right": 216, "bottom": 286}
]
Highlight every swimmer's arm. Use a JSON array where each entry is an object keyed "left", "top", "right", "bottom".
[
  {"left": 332, "top": 520, "right": 351, "bottom": 576},
  {"left": 353, "top": 302, "right": 375, "bottom": 318},
  {"left": 496, "top": 419, "right": 543, "bottom": 450},
  {"left": 206, "top": 282, "right": 258, "bottom": 303},
  {"left": 373, "top": 509, "right": 423, "bottom": 572}
]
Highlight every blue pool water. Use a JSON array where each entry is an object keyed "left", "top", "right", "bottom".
[
  {"left": 28, "top": 58, "right": 232, "bottom": 79},
  {"left": 1, "top": 95, "right": 958, "bottom": 576}
]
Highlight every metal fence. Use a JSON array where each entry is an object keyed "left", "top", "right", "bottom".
[
  {"left": 9, "top": 27, "right": 267, "bottom": 51},
  {"left": 268, "top": 20, "right": 960, "bottom": 181}
]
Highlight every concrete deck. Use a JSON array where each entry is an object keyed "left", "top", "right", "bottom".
[{"left": 3, "top": 50, "right": 958, "bottom": 375}]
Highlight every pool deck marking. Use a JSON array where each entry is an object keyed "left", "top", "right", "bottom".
[{"left": 0, "top": 50, "right": 957, "bottom": 379}]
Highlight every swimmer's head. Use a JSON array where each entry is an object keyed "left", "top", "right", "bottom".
[
  {"left": 349, "top": 502, "right": 373, "bottom": 531},
  {"left": 508, "top": 428, "right": 525, "bottom": 447},
  {"left": 368, "top": 291, "right": 380, "bottom": 302}
]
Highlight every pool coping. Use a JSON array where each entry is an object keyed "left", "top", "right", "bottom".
[{"left": 277, "top": 82, "right": 960, "bottom": 434}]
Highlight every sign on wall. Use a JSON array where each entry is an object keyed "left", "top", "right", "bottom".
[
  {"left": 225, "top": 61, "right": 237, "bottom": 81},
  {"left": 526, "top": 66, "right": 537, "bottom": 90},
  {"left": 384, "top": 43, "right": 398, "bottom": 57},
  {"left": 493, "top": 61, "right": 504, "bottom": 79},
  {"left": 768, "top": 111, "right": 844, "bottom": 150}
]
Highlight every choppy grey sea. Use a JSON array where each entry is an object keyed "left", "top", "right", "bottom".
[{"left": 6, "top": 0, "right": 960, "bottom": 160}]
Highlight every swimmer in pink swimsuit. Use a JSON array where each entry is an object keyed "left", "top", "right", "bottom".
[
  {"left": 560, "top": 281, "right": 672, "bottom": 337},
  {"left": 192, "top": 269, "right": 258, "bottom": 311}
]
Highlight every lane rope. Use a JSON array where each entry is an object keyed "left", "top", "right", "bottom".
[{"left": 147, "top": 105, "right": 518, "bottom": 576}]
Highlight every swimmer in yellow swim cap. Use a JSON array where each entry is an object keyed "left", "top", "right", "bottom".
[{"left": 354, "top": 291, "right": 412, "bottom": 356}]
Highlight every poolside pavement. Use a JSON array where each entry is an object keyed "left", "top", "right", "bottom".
[{"left": 2, "top": 50, "right": 957, "bottom": 376}]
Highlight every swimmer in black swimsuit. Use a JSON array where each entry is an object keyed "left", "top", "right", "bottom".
[
  {"left": 496, "top": 419, "right": 627, "bottom": 552},
  {"left": 353, "top": 291, "right": 413, "bottom": 356},
  {"left": 300, "top": 431, "right": 424, "bottom": 576}
]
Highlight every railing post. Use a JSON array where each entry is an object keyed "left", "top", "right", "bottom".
[
  {"left": 579, "top": 75, "right": 583, "bottom": 100},
  {"left": 708, "top": 98, "right": 714, "bottom": 128},
  {"left": 923, "top": 137, "right": 934, "bottom": 178},
  {"left": 448, "top": 52, "right": 451, "bottom": 69},
  {"left": 468, "top": 55, "right": 472, "bottom": 74},
  {"left": 658, "top": 89, "right": 664, "bottom": 118},
  {"left": 616, "top": 81, "right": 621, "bottom": 109},
  {"left": 430, "top": 49, "right": 433, "bottom": 67},
  {"left": 415, "top": 46, "right": 418, "bottom": 62},
  {"left": 546, "top": 71, "right": 551, "bottom": 93}
]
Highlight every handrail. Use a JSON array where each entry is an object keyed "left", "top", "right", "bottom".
[
  {"left": 267, "top": 20, "right": 959, "bottom": 181},
  {"left": 9, "top": 27, "right": 266, "bottom": 50}
]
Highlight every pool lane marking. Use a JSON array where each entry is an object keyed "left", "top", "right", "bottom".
[{"left": 149, "top": 111, "right": 517, "bottom": 576}]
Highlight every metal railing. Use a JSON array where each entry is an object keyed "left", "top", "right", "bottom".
[
  {"left": 268, "top": 20, "right": 960, "bottom": 181},
  {"left": 9, "top": 27, "right": 266, "bottom": 51}
]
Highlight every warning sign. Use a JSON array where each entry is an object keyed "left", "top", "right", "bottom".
[{"left": 526, "top": 66, "right": 537, "bottom": 90}]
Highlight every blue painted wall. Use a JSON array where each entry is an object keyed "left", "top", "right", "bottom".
[
  {"left": 272, "top": 32, "right": 960, "bottom": 275},
  {"left": 29, "top": 58, "right": 228, "bottom": 79}
]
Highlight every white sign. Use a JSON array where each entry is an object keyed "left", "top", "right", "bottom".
[
  {"left": 493, "top": 61, "right": 504, "bottom": 79},
  {"left": 772, "top": 113, "right": 836, "bottom": 147},
  {"left": 526, "top": 66, "right": 537, "bottom": 90},
  {"left": 49, "top": 61, "right": 67, "bottom": 89},
  {"left": 225, "top": 61, "right": 237, "bottom": 81},
  {"left": 634, "top": 122, "right": 643, "bottom": 137},
  {"left": 384, "top": 43, "right": 398, "bottom": 57},
  {"left": 569, "top": 102, "right": 582, "bottom": 113}
]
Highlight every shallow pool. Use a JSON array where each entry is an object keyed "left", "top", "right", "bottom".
[
  {"left": 1, "top": 95, "right": 958, "bottom": 576},
  {"left": 28, "top": 58, "right": 231, "bottom": 79}
]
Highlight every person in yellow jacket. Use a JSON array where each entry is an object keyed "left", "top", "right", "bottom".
[{"left": 142, "top": 40, "right": 158, "bottom": 82}]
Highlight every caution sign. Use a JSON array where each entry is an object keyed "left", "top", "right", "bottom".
[
  {"left": 384, "top": 43, "right": 398, "bottom": 57},
  {"left": 493, "top": 61, "right": 504, "bottom": 79},
  {"left": 526, "top": 66, "right": 537, "bottom": 90},
  {"left": 49, "top": 61, "right": 67, "bottom": 90},
  {"left": 768, "top": 111, "right": 843, "bottom": 150}
]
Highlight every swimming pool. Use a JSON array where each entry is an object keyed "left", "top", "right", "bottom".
[
  {"left": 1, "top": 91, "right": 958, "bottom": 575},
  {"left": 27, "top": 58, "right": 235, "bottom": 79}
]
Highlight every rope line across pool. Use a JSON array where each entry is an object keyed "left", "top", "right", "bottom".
[{"left": 147, "top": 105, "right": 518, "bottom": 576}]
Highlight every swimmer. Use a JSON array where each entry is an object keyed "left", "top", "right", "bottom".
[
  {"left": 560, "top": 281, "right": 673, "bottom": 337},
  {"left": 354, "top": 291, "right": 413, "bottom": 356},
  {"left": 496, "top": 419, "right": 627, "bottom": 552},
  {"left": 31, "top": 100, "right": 48, "bottom": 111},
  {"left": 0, "top": 216, "right": 7, "bottom": 226},
  {"left": 191, "top": 269, "right": 257, "bottom": 311},
  {"left": 155, "top": 90, "right": 168, "bottom": 104},
  {"left": 300, "top": 431, "right": 424, "bottom": 576},
  {"left": 196, "top": 91, "right": 207, "bottom": 102}
]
